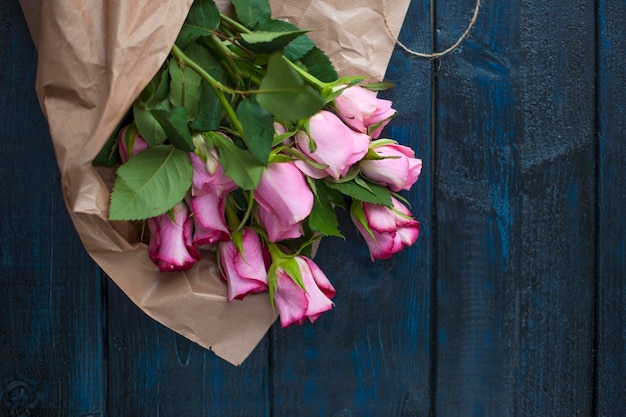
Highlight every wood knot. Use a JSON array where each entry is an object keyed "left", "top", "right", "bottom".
[{"left": 2, "top": 379, "right": 39, "bottom": 417}]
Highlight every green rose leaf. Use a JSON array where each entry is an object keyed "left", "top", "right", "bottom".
[
  {"left": 134, "top": 104, "right": 168, "bottom": 146},
  {"left": 349, "top": 200, "right": 375, "bottom": 239},
  {"left": 309, "top": 200, "right": 342, "bottom": 238},
  {"left": 152, "top": 67, "right": 171, "bottom": 101},
  {"left": 256, "top": 19, "right": 315, "bottom": 61},
  {"left": 239, "top": 30, "right": 309, "bottom": 54},
  {"left": 231, "top": 0, "right": 271, "bottom": 29},
  {"left": 93, "top": 124, "right": 124, "bottom": 166},
  {"left": 307, "top": 180, "right": 344, "bottom": 237},
  {"left": 279, "top": 258, "right": 305, "bottom": 289},
  {"left": 236, "top": 98, "right": 274, "bottom": 165},
  {"left": 151, "top": 106, "right": 195, "bottom": 152},
  {"left": 190, "top": 81, "right": 223, "bottom": 132},
  {"left": 186, "top": 45, "right": 228, "bottom": 131},
  {"left": 169, "top": 55, "right": 203, "bottom": 119},
  {"left": 133, "top": 68, "right": 171, "bottom": 145},
  {"left": 326, "top": 177, "right": 393, "bottom": 207},
  {"left": 298, "top": 47, "right": 339, "bottom": 83},
  {"left": 109, "top": 145, "right": 192, "bottom": 221},
  {"left": 176, "top": 0, "right": 221, "bottom": 48},
  {"left": 256, "top": 53, "right": 324, "bottom": 121},
  {"left": 209, "top": 132, "right": 265, "bottom": 190}
]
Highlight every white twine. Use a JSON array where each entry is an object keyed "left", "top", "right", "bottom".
[{"left": 382, "top": 0, "right": 482, "bottom": 59}]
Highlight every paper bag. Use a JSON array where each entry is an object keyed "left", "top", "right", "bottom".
[{"left": 18, "top": 0, "right": 411, "bottom": 365}]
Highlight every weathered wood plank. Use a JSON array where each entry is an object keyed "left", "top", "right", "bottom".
[
  {"left": 434, "top": 0, "right": 596, "bottom": 415},
  {"left": 0, "top": 4, "right": 105, "bottom": 416},
  {"left": 106, "top": 281, "right": 270, "bottom": 416},
  {"left": 270, "top": 2, "right": 433, "bottom": 414},
  {"left": 597, "top": 1, "right": 626, "bottom": 415}
]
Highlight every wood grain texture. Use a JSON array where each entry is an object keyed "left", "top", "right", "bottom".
[
  {"left": 8, "top": 0, "right": 626, "bottom": 415},
  {"left": 597, "top": 1, "right": 626, "bottom": 415},
  {"left": 434, "top": 0, "right": 596, "bottom": 416},
  {"left": 106, "top": 280, "right": 270, "bottom": 416},
  {"left": 0, "top": 3, "right": 105, "bottom": 417},
  {"left": 270, "top": 1, "right": 433, "bottom": 415}
]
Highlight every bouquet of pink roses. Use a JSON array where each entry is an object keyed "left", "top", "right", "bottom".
[{"left": 96, "top": 0, "right": 421, "bottom": 327}]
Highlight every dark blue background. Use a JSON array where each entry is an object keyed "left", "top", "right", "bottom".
[{"left": 2, "top": 0, "right": 624, "bottom": 415}]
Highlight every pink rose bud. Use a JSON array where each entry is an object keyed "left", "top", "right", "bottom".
[
  {"left": 218, "top": 229, "right": 269, "bottom": 302},
  {"left": 360, "top": 142, "right": 422, "bottom": 192},
  {"left": 334, "top": 85, "right": 397, "bottom": 138},
  {"left": 352, "top": 197, "right": 419, "bottom": 261},
  {"left": 147, "top": 202, "right": 200, "bottom": 272},
  {"left": 118, "top": 127, "right": 149, "bottom": 163},
  {"left": 273, "top": 256, "right": 336, "bottom": 327},
  {"left": 296, "top": 110, "right": 370, "bottom": 179},
  {"left": 254, "top": 162, "right": 314, "bottom": 237},
  {"left": 189, "top": 152, "right": 237, "bottom": 245}
]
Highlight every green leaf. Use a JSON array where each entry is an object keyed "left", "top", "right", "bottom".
[
  {"left": 134, "top": 104, "right": 168, "bottom": 146},
  {"left": 185, "top": 45, "right": 228, "bottom": 131},
  {"left": 151, "top": 107, "right": 195, "bottom": 152},
  {"left": 231, "top": 229, "right": 245, "bottom": 256},
  {"left": 135, "top": 66, "right": 169, "bottom": 105},
  {"left": 190, "top": 81, "right": 223, "bottom": 131},
  {"left": 256, "top": 54, "right": 325, "bottom": 121},
  {"left": 152, "top": 67, "right": 171, "bottom": 101},
  {"left": 256, "top": 19, "right": 315, "bottom": 61},
  {"left": 297, "top": 47, "right": 338, "bottom": 83},
  {"left": 169, "top": 59, "right": 184, "bottom": 108},
  {"left": 133, "top": 68, "right": 171, "bottom": 145},
  {"left": 350, "top": 200, "right": 375, "bottom": 239},
  {"left": 176, "top": 0, "right": 221, "bottom": 48},
  {"left": 169, "top": 55, "right": 203, "bottom": 119},
  {"left": 280, "top": 258, "right": 305, "bottom": 289},
  {"left": 309, "top": 200, "right": 342, "bottom": 238},
  {"left": 361, "top": 81, "right": 395, "bottom": 92},
  {"left": 316, "top": 179, "right": 347, "bottom": 208},
  {"left": 306, "top": 179, "right": 343, "bottom": 237},
  {"left": 93, "top": 125, "right": 123, "bottom": 166},
  {"left": 236, "top": 98, "right": 274, "bottom": 165},
  {"left": 326, "top": 177, "right": 393, "bottom": 206},
  {"left": 209, "top": 132, "right": 265, "bottom": 190},
  {"left": 239, "top": 30, "right": 308, "bottom": 54},
  {"left": 109, "top": 145, "right": 193, "bottom": 220},
  {"left": 231, "top": 0, "right": 271, "bottom": 29}
]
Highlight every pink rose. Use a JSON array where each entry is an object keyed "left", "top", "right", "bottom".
[
  {"left": 273, "top": 256, "right": 336, "bottom": 327},
  {"left": 334, "top": 85, "right": 396, "bottom": 138},
  {"left": 360, "top": 142, "right": 422, "bottom": 192},
  {"left": 352, "top": 197, "right": 419, "bottom": 261},
  {"left": 218, "top": 229, "right": 269, "bottom": 302},
  {"left": 191, "top": 192, "right": 231, "bottom": 245},
  {"left": 254, "top": 162, "right": 314, "bottom": 241},
  {"left": 257, "top": 205, "right": 304, "bottom": 242},
  {"left": 147, "top": 202, "right": 200, "bottom": 272},
  {"left": 189, "top": 152, "right": 237, "bottom": 245},
  {"left": 118, "top": 128, "right": 149, "bottom": 163},
  {"left": 296, "top": 110, "right": 370, "bottom": 179}
]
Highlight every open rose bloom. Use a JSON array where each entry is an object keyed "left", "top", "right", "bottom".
[{"left": 20, "top": 0, "right": 413, "bottom": 364}]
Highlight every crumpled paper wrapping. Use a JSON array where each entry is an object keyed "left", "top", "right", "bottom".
[{"left": 18, "top": 0, "right": 410, "bottom": 365}]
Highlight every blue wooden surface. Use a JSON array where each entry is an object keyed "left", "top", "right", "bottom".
[
  {"left": 434, "top": 0, "right": 597, "bottom": 416},
  {"left": 597, "top": 0, "right": 626, "bottom": 415},
  {"left": 1, "top": 3, "right": 105, "bottom": 416},
  {"left": 3, "top": 0, "right": 626, "bottom": 416}
]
